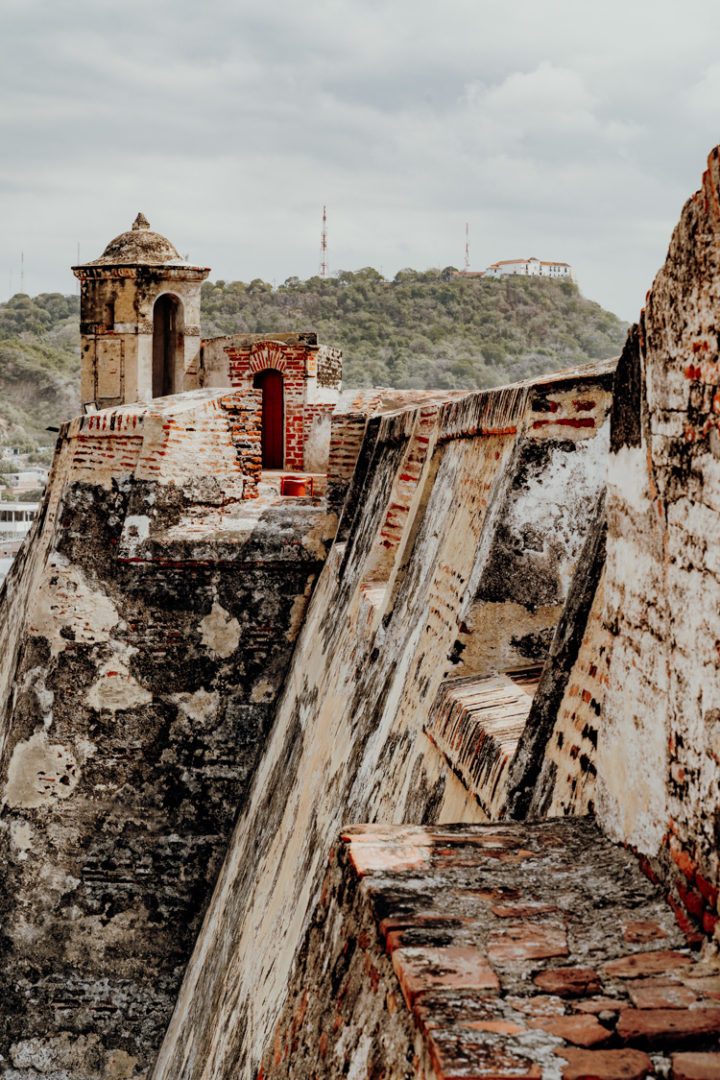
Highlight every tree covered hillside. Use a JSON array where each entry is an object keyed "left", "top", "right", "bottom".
[
  {"left": 0, "top": 271, "right": 627, "bottom": 452},
  {"left": 0, "top": 293, "right": 81, "bottom": 455},
  {"left": 201, "top": 270, "right": 627, "bottom": 389}
]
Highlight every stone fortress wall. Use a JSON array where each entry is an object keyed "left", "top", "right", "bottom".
[
  {"left": 2, "top": 148, "right": 720, "bottom": 1079},
  {"left": 0, "top": 391, "right": 336, "bottom": 1077}
]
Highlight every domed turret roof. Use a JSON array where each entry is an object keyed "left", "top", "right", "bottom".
[{"left": 88, "top": 213, "right": 186, "bottom": 266}]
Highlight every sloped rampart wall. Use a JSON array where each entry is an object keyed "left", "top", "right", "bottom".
[{"left": 153, "top": 368, "right": 612, "bottom": 1079}]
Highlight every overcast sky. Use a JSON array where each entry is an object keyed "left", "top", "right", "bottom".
[{"left": 1, "top": 0, "right": 719, "bottom": 320}]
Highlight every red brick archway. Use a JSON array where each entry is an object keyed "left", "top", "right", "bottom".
[{"left": 253, "top": 368, "right": 284, "bottom": 469}]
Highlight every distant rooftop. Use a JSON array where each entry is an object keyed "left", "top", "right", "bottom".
[{"left": 488, "top": 257, "right": 571, "bottom": 268}]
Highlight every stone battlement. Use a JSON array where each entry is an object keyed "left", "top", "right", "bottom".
[{"left": 3, "top": 149, "right": 720, "bottom": 1079}]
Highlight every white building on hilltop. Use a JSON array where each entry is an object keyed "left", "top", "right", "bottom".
[{"left": 485, "top": 257, "right": 573, "bottom": 280}]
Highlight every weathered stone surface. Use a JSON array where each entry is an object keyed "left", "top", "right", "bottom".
[
  {"left": 603, "top": 951, "right": 694, "bottom": 979},
  {"left": 533, "top": 967, "right": 602, "bottom": 998},
  {"left": 628, "top": 981, "right": 698, "bottom": 1009},
  {"left": 73, "top": 216, "right": 210, "bottom": 408},
  {"left": 596, "top": 147, "right": 720, "bottom": 928},
  {"left": 616, "top": 1006, "right": 720, "bottom": 1045},
  {"left": 450, "top": 371, "right": 613, "bottom": 679},
  {"left": 392, "top": 946, "right": 500, "bottom": 1006},
  {"left": 0, "top": 393, "right": 334, "bottom": 1077},
  {"left": 151, "top": 369, "right": 614, "bottom": 1080},
  {"left": 530, "top": 1013, "right": 610, "bottom": 1046},
  {"left": 487, "top": 922, "right": 568, "bottom": 963},
  {"left": 503, "top": 491, "right": 607, "bottom": 820},
  {"left": 10, "top": 145, "right": 720, "bottom": 1080},
  {"left": 257, "top": 819, "right": 697, "bottom": 1079},
  {"left": 672, "top": 1053, "right": 720, "bottom": 1080}
]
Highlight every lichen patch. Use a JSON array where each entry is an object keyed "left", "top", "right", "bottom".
[
  {"left": 199, "top": 601, "right": 241, "bottom": 659},
  {"left": 4, "top": 731, "right": 80, "bottom": 810}
]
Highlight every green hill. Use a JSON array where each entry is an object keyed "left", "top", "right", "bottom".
[
  {"left": 201, "top": 270, "right": 627, "bottom": 390},
  {"left": 0, "top": 293, "right": 81, "bottom": 457},
  {"left": 0, "top": 271, "right": 627, "bottom": 453}
]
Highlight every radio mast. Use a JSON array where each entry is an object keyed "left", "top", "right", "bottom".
[
  {"left": 464, "top": 222, "right": 470, "bottom": 272},
  {"left": 320, "top": 206, "right": 328, "bottom": 278}
]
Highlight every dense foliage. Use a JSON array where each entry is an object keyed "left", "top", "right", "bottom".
[
  {"left": 0, "top": 293, "right": 81, "bottom": 456},
  {"left": 201, "top": 270, "right": 627, "bottom": 389},
  {"left": 0, "top": 271, "right": 627, "bottom": 451}
]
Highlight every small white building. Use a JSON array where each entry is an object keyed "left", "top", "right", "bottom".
[
  {"left": 0, "top": 501, "right": 39, "bottom": 537},
  {"left": 0, "top": 504, "right": 39, "bottom": 585},
  {"left": 485, "top": 257, "right": 573, "bottom": 280}
]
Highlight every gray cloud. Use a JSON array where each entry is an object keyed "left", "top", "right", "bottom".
[{"left": 1, "top": 0, "right": 719, "bottom": 319}]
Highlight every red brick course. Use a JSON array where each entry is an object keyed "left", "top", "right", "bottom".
[{"left": 557, "top": 1048, "right": 653, "bottom": 1079}]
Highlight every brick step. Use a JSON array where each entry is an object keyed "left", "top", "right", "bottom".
[{"left": 425, "top": 669, "right": 542, "bottom": 816}]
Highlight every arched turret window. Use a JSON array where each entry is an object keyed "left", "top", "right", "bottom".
[{"left": 152, "top": 294, "right": 185, "bottom": 398}]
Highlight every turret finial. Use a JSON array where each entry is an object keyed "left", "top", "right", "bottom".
[{"left": 132, "top": 213, "right": 150, "bottom": 231}]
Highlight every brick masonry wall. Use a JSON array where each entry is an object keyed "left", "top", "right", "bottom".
[
  {"left": 360, "top": 402, "right": 443, "bottom": 586},
  {"left": 0, "top": 390, "right": 335, "bottom": 1079},
  {"left": 218, "top": 390, "right": 263, "bottom": 498},
  {"left": 503, "top": 495, "right": 609, "bottom": 821},
  {"left": 528, "top": 566, "right": 610, "bottom": 818},
  {"left": 327, "top": 411, "right": 369, "bottom": 516},
  {"left": 224, "top": 339, "right": 323, "bottom": 472},
  {"left": 451, "top": 371, "right": 613, "bottom": 677},
  {"left": 302, "top": 402, "right": 335, "bottom": 474},
  {"left": 316, "top": 345, "right": 343, "bottom": 388},
  {"left": 12, "top": 153, "right": 720, "bottom": 1080},
  {"left": 326, "top": 389, "right": 474, "bottom": 524},
  {"left": 153, "top": 374, "right": 616, "bottom": 1080},
  {"left": 596, "top": 148, "right": 720, "bottom": 939},
  {"left": 262, "top": 819, "right": 706, "bottom": 1080}
]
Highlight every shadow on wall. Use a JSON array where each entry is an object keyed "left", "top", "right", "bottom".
[{"left": 152, "top": 293, "right": 185, "bottom": 398}]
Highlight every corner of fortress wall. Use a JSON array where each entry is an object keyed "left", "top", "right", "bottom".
[
  {"left": 151, "top": 362, "right": 616, "bottom": 1078},
  {"left": 0, "top": 390, "right": 337, "bottom": 1079},
  {"left": 597, "top": 146, "right": 720, "bottom": 902}
]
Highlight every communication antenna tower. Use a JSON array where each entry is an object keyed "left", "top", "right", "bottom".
[
  {"left": 20, "top": 251, "right": 25, "bottom": 294},
  {"left": 320, "top": 205, "right": 328, "bottom": 278},
  {"left": 464, "top": 222, "right": 470, "bottom": 272}
]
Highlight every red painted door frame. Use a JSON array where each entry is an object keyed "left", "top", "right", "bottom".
[{"left": 253, "top": 368, "right": 284, "bottom": 469}]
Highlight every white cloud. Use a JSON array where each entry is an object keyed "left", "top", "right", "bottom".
[
  {"left": 686, "top": 64, "right": 720, "bottom": 124},
  {"left": 0, "top": 0, "right": 719, "bottom": 319}
]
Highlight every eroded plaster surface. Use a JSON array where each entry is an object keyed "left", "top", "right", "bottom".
[
  {"left": 152, "top": 368, "right": 613, "bottom": 1079},
  {"left": 0, "top": 391, "right": 332, "bottom": 1078}
]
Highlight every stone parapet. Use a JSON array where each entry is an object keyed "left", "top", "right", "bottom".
[{"left": 262, "top": 818, "right": 717, "bottom": 1079}]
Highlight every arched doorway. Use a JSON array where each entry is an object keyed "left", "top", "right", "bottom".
[
  {"left": 152, "top": 294, "right": 185, "bottom": 398},
  {"left": 253, "top": 368, "right": 284, "bottom": 469}
]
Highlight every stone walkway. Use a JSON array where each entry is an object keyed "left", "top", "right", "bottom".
[{"left": 338, "top": 819, "right": 720, "bottom": 1078}]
